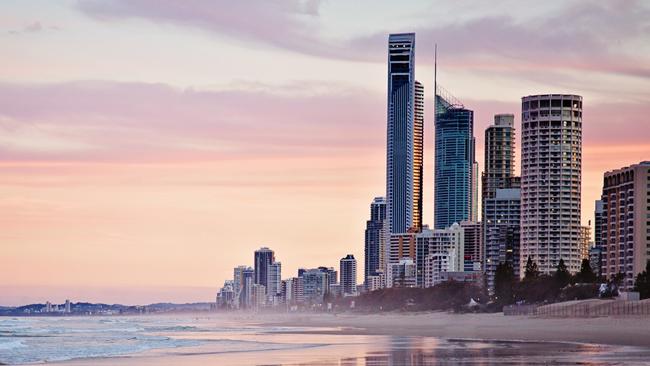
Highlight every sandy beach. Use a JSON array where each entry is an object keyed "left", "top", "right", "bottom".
[
  {"left": 256, "top": 311, "right": 650, "bottom": 348},
  {"left": 6, "top": 312, "right": 650, "bottom": 365}
]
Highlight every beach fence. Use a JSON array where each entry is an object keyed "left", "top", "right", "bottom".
[
  {"left": 534, "top": 299, "right": 650, "bottom": 318},
  {"left": 503, "top": 304, "right": 538, "bottom": 316}
]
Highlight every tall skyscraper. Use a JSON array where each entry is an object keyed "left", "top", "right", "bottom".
[
  {"left": 434, "top": 87, "right": 476, "bottom": 229},
  {"left": 520, "top": 94, "right": 583, "bottom": 275},
  {"left": 386, "top": 33, "right": 417, "bottom": 237},
  {"left": 240, "top": 267, "right": 255, "bottom": 309},
  {"left": 483, "top": 188, "right": 521, "bottom": 292},
  {"left": 482, "top": 114, "right": 517, "bottom": 205},
  {"left": 267, "top": 262, "right": 282, "bottom": 301},
  {"left": 413, "top": 81, "right": 424, "bottom": 230},
  {"left": 340, "top": 254, "right": 357, "bottom": 296},
  {"left": 364, "top": 197, "right": 386, "bottom": 285},
  {"left": 600, "top": 161, "right": 650, "bottom": 289},
  {"left": 254, "top": 247, "right": 275, "bottom": 293}
]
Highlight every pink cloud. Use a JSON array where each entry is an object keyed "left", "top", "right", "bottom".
[
  {"left": 0, "top": 81, "right": 384, "bottom": 162},
  {"left": 77, "top": 1, "right": 650, "bottom": 80}
]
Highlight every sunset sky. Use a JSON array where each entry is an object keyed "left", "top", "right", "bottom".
[{"left": 1, "top": 0, "right": 649, "bottom": 306}]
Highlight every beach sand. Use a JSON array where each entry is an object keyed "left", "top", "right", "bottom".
[
  {"left": 259, "top": 311, "right": 650, "bottom": 348},
  {"left": 52, "top": 312, "right": 650, "bottom": 365}
]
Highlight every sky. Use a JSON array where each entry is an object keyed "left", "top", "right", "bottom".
[{"left": 1, "top": 0, "right": 649, "bottom": 306}]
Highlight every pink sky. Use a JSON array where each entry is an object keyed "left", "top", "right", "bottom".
[{"left": 1, "top": 0, "right": 649, "bottom": 305}]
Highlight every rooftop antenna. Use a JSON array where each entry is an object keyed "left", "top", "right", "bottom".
[
  {"left": 434, "top": 43, "right": 437, "bottom": 119},
  {"left": 434, "top": 43, "right": 437, "bottom": 97}
]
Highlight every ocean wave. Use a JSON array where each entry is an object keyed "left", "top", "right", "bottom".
[{"left": 0, "top": 339, "right": 26, "bottom": 351}]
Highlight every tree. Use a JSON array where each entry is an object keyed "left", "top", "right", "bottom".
[
  {"left": 575, "top": 258, "right": 597, "bottom": 283},
  {"left": 494, "top": 262, "right": 516, "bottom": 305},
  {"left": 634, "top": 262, "right": 650, "bottom": 299},
  {"left": 554, "top": 258, "right": 571, "bottom": 288},
  {"left": 524, "top": 256, "right": 539, "bottom": 280}
]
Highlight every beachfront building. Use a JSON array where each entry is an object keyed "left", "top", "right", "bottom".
[
  {"left": 460, "top": 221, "right": 482, "bottom": 270},
  {"left": 415, "top": 223, "right": 464, "bottom": 287},
  {"left": 388, "top": 230, "right": 418, "bottom": 266},
  {"left": 282, "top": 277, "right": 304, "bottom": 305},
  {"left": 302, "top": 269, "right": 330, "bottom": 304},
  {"left": 580, "top": 226, "right": 592, "bottom": 260},
  {"left": 388, "top": 258, "right": 417, "bottom": 288},
  {"left": 364, "top": 197, "right": 386, "bottom": 287},
  {"left": 600, "top": 161, "right": 650, "bottom": 289},
  {"left": 366, "top": 272, "right": 384, "bottom": 292},
  {"left": 240, "top": 267, "right": 255, "bottom": 309},
  {"left": 267, "top": 262, "right": 282, "bottom": 303},
  {"left": 216, "top": 280, "right": 236, "bottom": 309},
  {"left": 254, "top": 247, "right": 275, "bottom": 294},
  {"left": 483, "top": 188, "right": 521, "bottom": 292},
  {"left": 340, "top": 254, "right": 357, "bottom": 296},
  {"left": 520, "top": 94, "right": 583, "bottom": 275}
]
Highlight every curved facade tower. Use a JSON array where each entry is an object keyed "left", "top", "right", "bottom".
[{"left": 520, "top": 94, "right": 583, "bottom": 276}]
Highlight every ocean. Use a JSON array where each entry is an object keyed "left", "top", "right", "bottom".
[{"left": 1, "top": 314, "right": 650, "bottom": 365}]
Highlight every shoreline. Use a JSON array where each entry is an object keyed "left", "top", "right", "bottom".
[{"left": 253, "top": 312, "right": 650, "bottom": 348}]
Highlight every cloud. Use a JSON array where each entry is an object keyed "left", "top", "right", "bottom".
[
  {"left": 76, "top": 0, "right": 650, "bottom": 79},
  {"left": 7, "top": 21, "right": 60, "bottom": 35},
  {"left": 76, "top": 0, "right": 335, "bottom": 56},
  {"left": 0, "top": 80, "right": 384, "bottom": 162}
]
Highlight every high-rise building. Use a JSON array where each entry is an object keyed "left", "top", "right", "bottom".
[
  {"left": 389, "top": 230, "right": 418, "bottom": 265},
  {"left": 267, "top": 262, "right": 282, "bottom": 301},
  {"left": 591, "top": 200, "right": 605, "bottom": 277},
  {"left": 254, "top": 247, "right": 275, "bottom": 293},
  {"left": 483, "top": 188, "right": 521, "bottom": 292},
  {"left": 388, "top": 258, "right": 417, "bottom": 288},
  {"left": 434, "top": 87, "right": 476, "bottom": 229},
  {"left": 415, "top": 223, "right": 464, "bottom": 287},
  {"left": 216, "top": 281, "right": 235, "bottom": 309},
  {"left": 600, "top": 161, "right": 650, "bottom": 289},
  {"left": 483, "top": 114, "right": 517, "bottom": 203},
  {"left": 283, "top": 277, "right": 304, "bottom": 305},
  {"left": 302, "top": 269, "right": 330, "bottom": 304},
  {"left": 240, "top": 267, "right": 255, "bottom": 309},
  {"left": 386, "top": 33, "right": 417, "bottom": 237},
  {"left": 579, "top": 226, "right": 591, "bottom": 260},
  {"left": 364, "top": 197, "right": 386, "bottom": 285},
  {"left": 233, "top": 265, "right": 247, "bottom": 306},
  {"left": 340, "top": 254, "right": 357, "bottom": 296},
  {"left": 413, "top": 81, "right": 424, "bottom": 230},
  {"left": 594, "top": 199, "right": 604, "bottom": 249},
  {"left": 460, "top": 221, "right": 482, "bottom": 270},
  {"left": 520, "top": 94, "right": 583, "bottom": 275},
  {"left": 65, "top": 299, "right": 71, "bottom": 313},
  {"left": 317, "top": 266, "right": 338, "bottom": 285}
]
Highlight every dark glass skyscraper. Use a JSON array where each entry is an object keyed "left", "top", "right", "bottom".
[
  {"left": 386, "top": 33, "right": 417, "bottom": 236},
  {"left": 364, "top": 197, "right": 386, "bottom": 284},
  {"left": 253, "top": 247, "right": 274, "bottom": 293},
  {"left": 434, "top": 89, "right": 477, "bottom": 229}
]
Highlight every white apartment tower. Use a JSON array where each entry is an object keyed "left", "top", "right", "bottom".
[{"left": 520, "top": 94, "right": 583, "bottom": 275}]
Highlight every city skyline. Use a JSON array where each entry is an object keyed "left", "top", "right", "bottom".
[{"left": 2, "top": 1, "right": 650, "bottom": 306}]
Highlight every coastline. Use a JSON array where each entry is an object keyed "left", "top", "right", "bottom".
[{"left": 253, "top": 312, "right": 650, "bottom": 348}]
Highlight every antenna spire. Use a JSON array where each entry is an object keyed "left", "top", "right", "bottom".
[{"left": 434, "top": 43, "right": 437, "bottom": 97}]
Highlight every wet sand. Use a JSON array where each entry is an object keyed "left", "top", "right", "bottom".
[{"left": 258, "top": 312, "right": 650, "bottom": 348}]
